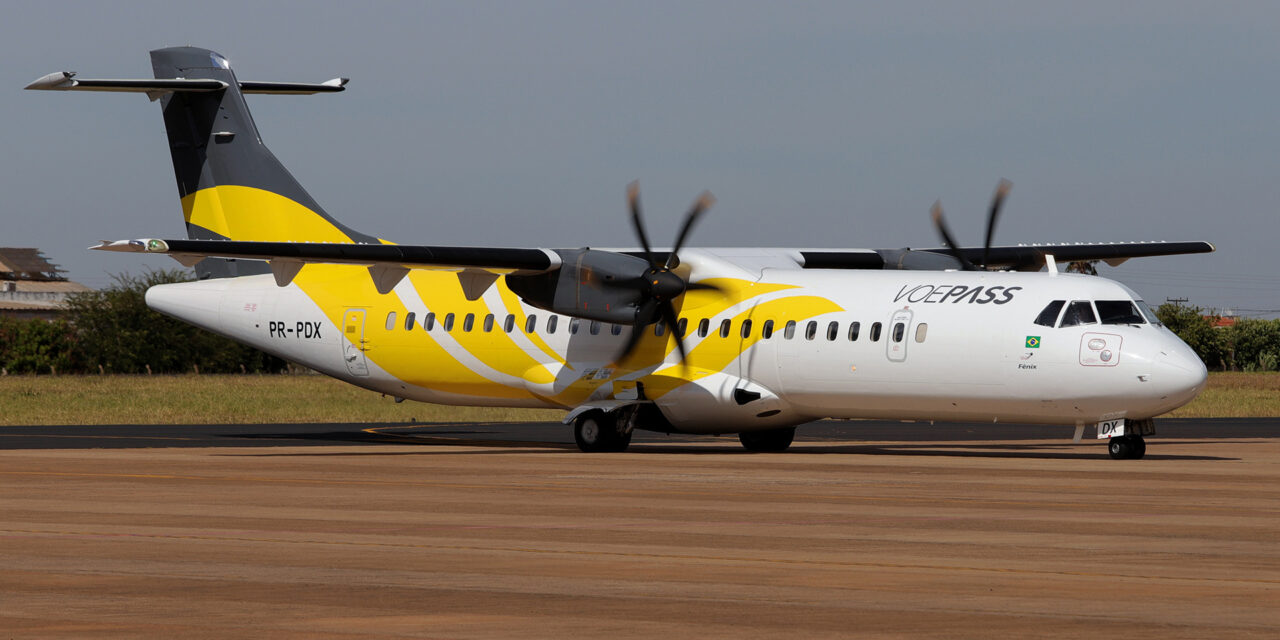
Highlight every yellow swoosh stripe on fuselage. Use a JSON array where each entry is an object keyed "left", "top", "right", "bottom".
[{"left": 294, "top": 265, "right": 532, "bottom": 400}]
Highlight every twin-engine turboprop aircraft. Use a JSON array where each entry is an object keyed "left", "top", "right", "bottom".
[{"left": 28, "top": 47, "right": 1214, "bottom": 459}]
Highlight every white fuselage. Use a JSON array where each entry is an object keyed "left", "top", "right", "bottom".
[{"left": 145, "top": 249, "right": 1207, "bottom": 434}]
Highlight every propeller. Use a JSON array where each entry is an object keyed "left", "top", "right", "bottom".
[
  {"left": 614, "top": 182, "right": 720, "bottom": 364},
  {"left": 930, "top": 179, "right": 1012, "bottom": 271}
]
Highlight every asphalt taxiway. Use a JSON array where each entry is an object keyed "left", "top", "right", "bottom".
[{"left": 2, "top": 418, "right": 1277, "bottom": 638}]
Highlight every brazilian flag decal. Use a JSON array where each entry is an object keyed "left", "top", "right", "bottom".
[{"left": 1025, "top": 336, "right": 1041, "bottom": 348}]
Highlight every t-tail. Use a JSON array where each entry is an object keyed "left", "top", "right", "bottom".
[{"left": 27, "top": 46, "right": 376, "bottom": 278}]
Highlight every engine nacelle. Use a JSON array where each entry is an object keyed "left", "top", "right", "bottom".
[{"left": 506, "top": 248, "right": 652, "bottom": 325}]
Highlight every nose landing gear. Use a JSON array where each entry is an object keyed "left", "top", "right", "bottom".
[{"left": 1107, "top": 435, "right": 1147, "bottom": 460}]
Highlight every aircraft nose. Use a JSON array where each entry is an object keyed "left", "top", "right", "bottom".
[{"left": 1154, "top": 337, "right": 1208, "bottom": 408}]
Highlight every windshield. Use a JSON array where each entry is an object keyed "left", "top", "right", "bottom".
[{"left": 1096, "top": 300, "right": 1145, "bottom": 325}]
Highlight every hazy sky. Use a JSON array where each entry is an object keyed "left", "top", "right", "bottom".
[{"left": 3, "top": 1, "right": 1277, "bottom": 314}]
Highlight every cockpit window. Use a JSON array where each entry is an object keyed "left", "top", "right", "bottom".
[
  {"left": 1096, "top": 300, "right": 1145, "bottom": 325},
  {"left": 1058, "top": 300, "right": 1097, "bottom": 327},
  {"left": 1034, "top": 300, "right": 1065, "bottom": 327},
  {"left": 1136, "top": 300, "right": 1162, "bottom": 326}
]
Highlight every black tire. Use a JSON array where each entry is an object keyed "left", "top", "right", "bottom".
[
  {"left": 738, "top": 427, "right": 796, "bottom": 452},
  {"left": 1132, "top": 436, "right": 1146, "bottom": 460},
  {"left": 573, "top": 412, "right": 630, "bottom": 453},
  {"left": 1108, "top": 436, "right": 1131, "bottom": 460}
]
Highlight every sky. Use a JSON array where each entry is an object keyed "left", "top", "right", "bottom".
[{"left": 2, "top": 1, "right": 1277, "bottom": 315}]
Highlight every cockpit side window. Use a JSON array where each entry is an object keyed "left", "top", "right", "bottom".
[
  {"left": 1096, "top": 300, "right": 1145, "bottom": 325},
  {"left": 1034, "top": 300, "right": 1065, "bottom": 327},
  {"left": 1059, "top": 300, "right": 1097, "bottom": 327},
  {"left": 1136, "top": 300, "right": 1162, "bottom": 326}
]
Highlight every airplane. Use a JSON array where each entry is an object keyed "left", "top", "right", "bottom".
[{"left": 27, "top": 47, "right": 1214, "bottom": 459}]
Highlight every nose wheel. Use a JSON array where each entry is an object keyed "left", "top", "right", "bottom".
[{"left": 1107, "top": 435, "right": 1146, "bottom": 460}]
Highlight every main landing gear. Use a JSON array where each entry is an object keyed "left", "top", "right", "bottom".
[
  {"left": 573, "top": 411, "right": 633, "bottom": 453},
  {"left": 1107, "top": 435, "right": 1146, "bottom": 460},
  {"left": 738, "top": 427, "right": 796, "bottom": 453}
]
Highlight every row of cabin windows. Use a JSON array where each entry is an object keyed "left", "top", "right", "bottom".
[{"left": 383, "top": 311, "right": 928, "bottom": 345}]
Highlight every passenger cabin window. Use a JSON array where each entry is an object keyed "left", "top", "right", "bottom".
[
  {"left": 1096, "top": 300, "right": 1145, "bottom": 325},
  {"left": 443, "top": 313, "right": 455, "bottom": 332},
  {"left": 719, "top": 319, "right": 731, "bottom": 338},
  {"left": 463, "top": 313, "right": 475, "bottom": 332},
  {"left": 569, "top": 318, "right": 580, "bottom": 334},
  {"left": 546, "top": 315, "right": 558, "bottom": 334},
  {"left": 741, "top": 319, "right": 753, "bottom": 339},
  {"left": 483, "top": 314, "right": 495, "bottom": 332},
  {"left": 677, "top": 318, "right": 688, "bottom": 337},
  {"left": 385, "top": 311, "right": 397, "bottom": 331},
  {"left": 848, "top": 321, "right": 860, "bottom": 341},
  {"left": 424, "top": 312, "right": 436, "bottom": 331},
  {"left": 697, "top": 319, "right": 710, "bottom": 338},
  {"left": 525, "top": 315, "right": 537, "bottom": 333},
  {"left": 784, "top": 320, "right": 797, "bottom": 339},
  {"left": 589, "top": 320, "right": 601, "bottom": 335},
  {"left": 504, "top": 314, "right": 515, "bottom": 333},
  {"left": 611, "top": 323, "right": 623, "bottom": 336},
  {"left": 404, "top": 312, "right": 416, "bottom": 331},
  {"left": 805, "top": 321, "right": 817, "bottom": 341},
  {"left": 892, "top": 322, "right": 906, "bottom": 343},
  {"left": 1034, "top": 300, "right": 1065, "bottom": 327},
  {"left": 915, "top": 323, "right": 928, "bottom": 343},
  {"left": 1059, "top": 301, "right": 1097, "bottom": 327},
  {"left": 654, "top": 322, "right": 665, "bottom": 337},
  {"left": 870, "top": 322, "right": 882, "bottom": 342},
  {"left": 761, "top": 319, "right": 774, "bottom": 339},
  {"left": 826, "top": 321, "right": 839, "bottom": 341}
]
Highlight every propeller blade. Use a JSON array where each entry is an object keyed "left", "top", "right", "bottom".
[
  {"left": 982, "top": 179, "right": 1012, "bottom": 269},
  {"left": 931, "top": 200, "right": 978, "bottom": 271},
  {"left": 627, "top": 181, "right": 657, "bottom": 268},
  {"left": 659, "top": 301, "right": 688, "bottom": 363},
  {"left": 613, "top": 299, "right": 659, "bottom": 364},
  {"left": 665, "top": 191, "right": 715, "bottom": 269}
]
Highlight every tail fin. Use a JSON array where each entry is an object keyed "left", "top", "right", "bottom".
[{"left": 148, "top": 47, "right": 376, "bottom": 277}]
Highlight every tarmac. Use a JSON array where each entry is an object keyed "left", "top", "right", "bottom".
[{"left": 1, "top": 419, "right": 1277, "bottom": 638}]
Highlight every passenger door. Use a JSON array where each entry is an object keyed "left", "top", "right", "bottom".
[
  {"left": 342, "top": 308, "right": 370, "bottom": 376},
  {"left": 886, "top": 308, "right": 913, "bottom": 362}
]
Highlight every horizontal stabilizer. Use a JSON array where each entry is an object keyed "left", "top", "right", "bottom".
[{"left": 25, "top": 72, "right": 346, "bottom": 99}]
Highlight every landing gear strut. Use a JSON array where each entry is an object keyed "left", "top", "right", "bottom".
[
  {"left": 573, "top": 411, "right": 632, "bottom": 453},
  {"left": 1107, "top": 435, "right": 1146, "bottom": 460}
]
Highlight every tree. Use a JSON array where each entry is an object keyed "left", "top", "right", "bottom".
[
  {"left": 64, "top": 270, "right": 286, "bottom": 374},
  {"left": 0, "top": 316, "right": 78, "bottom": 373},
  {"left": 1225, "top": 318, "right": 1280, "bottom": 372}
]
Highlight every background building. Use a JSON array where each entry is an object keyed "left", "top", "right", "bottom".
[{"left": 0, "top": 248, "right": 91, "bottom": 320}]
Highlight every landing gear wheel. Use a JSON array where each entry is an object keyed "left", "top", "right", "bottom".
[
  {"left": 738, "top": 427, "right": 796, "bottom": 452},
  {"left": 1107, "top": 436, "right": 1146, "bottom": 460},
  {"left": 573, "top": 412, "right": 631, "bottom": 453}
]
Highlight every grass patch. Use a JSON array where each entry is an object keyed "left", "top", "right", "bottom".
[
  {"left": 0, "top": 372, "right": 1275, "bottom": 426},
  {"left": 0, "top": 374, "right": 562, "bottom": 426},
  {"left": 1166, "top": 372, "right": 1280, "bottom": 419}
]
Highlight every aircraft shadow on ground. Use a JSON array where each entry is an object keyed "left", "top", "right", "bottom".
[{"left": 225, "top": 431, "right": 1239, "bottom": 461}]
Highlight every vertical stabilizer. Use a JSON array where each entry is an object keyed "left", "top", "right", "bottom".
[{"left": 149, "top": 47, "right": 376, "bottom": 278}]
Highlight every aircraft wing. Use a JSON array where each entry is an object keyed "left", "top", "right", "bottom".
[
  {"left": 803, "top": 241, "right": 1216, "bottom": 271},
  {"left": 94, "top": 238, "right": 559, "bottom": 295}
]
